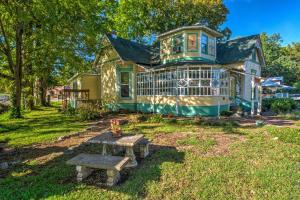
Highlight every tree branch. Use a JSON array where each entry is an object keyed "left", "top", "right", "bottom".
[
  {"left": 0, "top": 17, "right": 15, "bottom": 74},
  {"left": 0, "top": 71, "right": 14, "bottom": 80}
]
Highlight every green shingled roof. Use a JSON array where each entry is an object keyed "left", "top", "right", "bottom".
[
  {"left": 106, "top": 35, "right": 154, "bottom": 65},
  {"left": 106, "top": 34, "right": 261, "bottom": 68},
  {"left": 217, "top": 34, "right": 260, "bottom": 64}
]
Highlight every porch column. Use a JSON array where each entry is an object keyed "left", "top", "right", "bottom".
[
  {"left": 251, "top": 75, "right": 255, "bottom": 116},
  {"left": 257, "top": 84, "right": 262, "bottom": 115}
]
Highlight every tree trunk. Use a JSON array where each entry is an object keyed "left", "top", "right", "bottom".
[
  {"left": 12, "top": 21, "right": 23, "bottom": 118},
  {"left": 39, "top": 77, "right": 47, "bottom": 106}
]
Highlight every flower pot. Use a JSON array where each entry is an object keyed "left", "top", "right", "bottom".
[{"left": 112, "top": 129, "right": 122, "bottom": 138}]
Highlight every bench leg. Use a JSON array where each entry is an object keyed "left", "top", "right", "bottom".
[
  {"left": 125, "top": 147, "right": 137, "bottom": 168},
  {"left": 102, "top": 144, "right": 107, "bottom": 155},
  {"left": 140, "top": 143, "right": 149, "bottom": 158},
  {"left": 76, "top": 166, "right": 93, "bottom": 182},
  {"left": 106, "top": 169, "right": 120, "bottom": 187}
]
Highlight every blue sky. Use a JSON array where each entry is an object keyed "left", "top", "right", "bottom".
[{"left": 223, "top": 0, "right": 300, "bottom": 45}]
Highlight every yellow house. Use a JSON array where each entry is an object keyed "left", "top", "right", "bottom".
[
  {"left": 68, "top": 73, "right": 101, "bottom": 100},
  {"left": 77, "top": 24, "right": 265, "bottom": 116}
]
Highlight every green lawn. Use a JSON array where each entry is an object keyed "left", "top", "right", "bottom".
[
  {"left": 1, "top": 114, "right": 300, "bottom": 199},
  {"left": 0, "top": 106, "right": 87, "bottom": 147}
]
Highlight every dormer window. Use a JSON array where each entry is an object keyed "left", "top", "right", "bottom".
[
  {"left": 208, "top": 38, "right": 215, "bottom": 56},
  {"left": 187, "top": 33, "right": 198, "bottom": 52},
  {"left": 201, "top": 34, "right": 208, "bottom": 54},
  {"left": 201, "top": 33, "right": 216, "bottom": 56},
  {"left": 172, "top": 34, "right": 184, "bottom": 54}
]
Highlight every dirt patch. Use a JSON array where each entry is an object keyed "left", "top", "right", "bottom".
[
  {"left": 152, "top": 132, "right": 246, "bottom": 157},
  {"left": 204, "top": 134, "right": 245, "bottom": 157},
  {"left": 238, "top": 116, "right": 296, "bottom": 127}
]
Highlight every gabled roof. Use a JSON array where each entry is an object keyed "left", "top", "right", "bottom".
[
  {"left": 217, "top": 34, "right": 261, "bottom": 64},
  {"left": 103, "top": 34, "right": 264, "bottom": 69},
  {"left": 106, "top": 35, "right": 154, "bottom": 65}
]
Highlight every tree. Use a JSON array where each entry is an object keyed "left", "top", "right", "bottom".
[
  {"left": 111, "top": 0, "right": 228, "bottom": 41},
  {"left": 0, "top": 0, "right": 117, "bottom": 116},
  {"left": 260, "top": 33, "right": 299, "bottom": 85}
]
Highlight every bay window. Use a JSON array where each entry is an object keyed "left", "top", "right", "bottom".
[
  {"left": 187, "top": 33, "right": 198, "bottom": 52},
  {"left": 172, "top": 34, "right": 184, "bottom": 54},
  {"left": 201, "top": 33, "right": 216, "bottom": 56},
  {"left": 137, "top": 67, "right": 229, "bottom": 97}
]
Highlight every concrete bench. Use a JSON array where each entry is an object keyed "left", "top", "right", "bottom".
[
  {"left": 67, "top": 153, "right": 129, "bottom": 186},
  {"left": 135, "top": 138, "right": 150, "bottom": 159}
]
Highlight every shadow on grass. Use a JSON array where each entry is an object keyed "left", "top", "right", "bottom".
[{"left": 0, "top": 142, "right": 184, "bottom": 200}]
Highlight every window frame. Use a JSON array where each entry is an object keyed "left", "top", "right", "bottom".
[
  {"left": 201, "top": 34, "right": 208, "bottom": 54},
  {"left": 186, "top": 33, "right": 199, "bottom": 52},
  {"left": 172, "top": 34, "right": 184, "bottom": 54},
  {"left": 136, "top": 66, "right": 229, "bottom": 97},
  {"left": 120, "top": 71, "right": 131, "bottom": 99}
]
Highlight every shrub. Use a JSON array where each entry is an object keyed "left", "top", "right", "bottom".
[
  {"left": 164, "top": 118, "right": 177, "bottom": 124},
  {"left": 262, "top": 98, "right": 276, "bottom": 111},
  {"left": 77, "top": 103, "right": 102, "bottom": 121},
  {"left": 63, "top": 103, "right": 76, "bottom": 115},
  {"left": 220, "top": 110, "right": 233, "bottom": 117},
  {"left": 0, "top": 102, "right": 9, "bottom": 114},
  {"left": 271, "top": 98, "right": 297, "bottom": 114},
  {"left": 129, "top": 114, "right": 148, "bottom": 123},
  {"left": 147, "top": 114, "right": 163, "bottom": 123}
]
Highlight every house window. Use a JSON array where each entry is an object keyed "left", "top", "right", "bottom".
[
  {"left": 252, "top": 51, "right": 257, "bottom": 61},
  {"left": 201, "top": 34, "right": 208, "bottom": 54},
  {"left": 120, "top": 72, "right": 130, "bottom": 98},
  {"left": 187, "top": 33, "right": 198, "bottom": 52},
  {"left": 172, "top": 34, "right": 184, "bottom": 54},
  {"left": 208, "top": 38, "right": 215, "bottom": 56},
  {"left": 137, "top": 67, "right": 229, "bottom": 97}
]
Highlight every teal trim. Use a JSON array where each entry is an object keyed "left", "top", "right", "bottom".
[
  {"left": 107, "top": 102, "right": 229, "bottom": 117},
  {"left": 137, "top": 103, "right": 229, "bottom": 117},
  {"left": 165, "top": 56, "right": 215, "bottom": 64},
  {"left": 235, "top": 96, "right": 252, "bottom": 111},
  {"left": 118, "top": 103, "right": 136, "bottom": 111},
  {"left": 186, "top": 33, "right": 199, "bottom": 53}
]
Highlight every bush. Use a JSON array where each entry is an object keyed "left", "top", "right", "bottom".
[
  {"left": 0, "top": 102, "right": 9, "bottom": 114},
  {"left": 63, "top": 103, "right": 76, "bottom": 115},
  {"left": 271, "top": 98, "right": 297, "bottom": 114},
  {"left": 220, "top": 110, "right": 233, "bottom": 117},
  {"left": 147, "top": 114, "right": 163, "bottom": 123},
  {"left": 77, "top": 104, "right": 102, "bottom": 121},
  {"left": 262, "top": 98, "right": 276, "bottom": 111}
]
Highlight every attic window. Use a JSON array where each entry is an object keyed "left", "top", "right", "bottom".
[{"left": 172, "top": 34, "right": 184, "bottom": 54}]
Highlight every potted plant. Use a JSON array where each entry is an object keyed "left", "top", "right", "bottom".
[{"left": 110, "top": 119, "right": 122, "bottom": 138}]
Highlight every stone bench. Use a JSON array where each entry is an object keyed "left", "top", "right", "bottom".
[
  {"left": 67, "top": 153, "right": 129, "bottom": 186},
  {"left": 135, "top": 138, "right": 150, "bottom": 159}
]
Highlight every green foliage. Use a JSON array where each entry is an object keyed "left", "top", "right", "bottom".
[
  {"left": 271, "top": 98, "right": 297, "bottom": 114},
  {"left": 220, "top": 110, "right": 233, "bottom": 117},
  {"left": 77, "top": 103, "right": 102, "bottom": 121},
  {"left": 261, "top": 33, "right": 300, "bottom": 85},
  {"left": 112, "top": 0, "right": 228, "bottom": 41},
  {"left": 62, "top": 103, "right": 76, "bottom": 116},
  {"left": 147, "top": 114, "right": 164, "bottom": 123},
  {"left": 262, "top": 98, "right": 276, "bottom": 111}
]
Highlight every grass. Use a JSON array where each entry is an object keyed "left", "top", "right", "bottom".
[
  {"left": 1, "top": 114, "right": 300, "bottom": 199},
  {"left": 0, "top": 105, "right": 87, "bottom": 147},
  {"left": 267, "top": 126, "right": 300, "bottom": 145}
]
